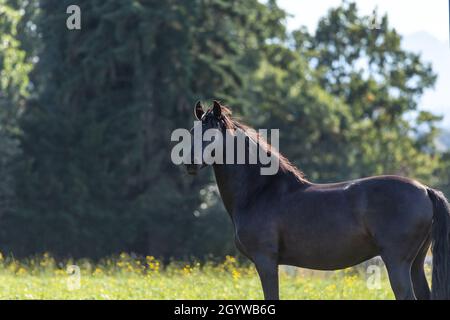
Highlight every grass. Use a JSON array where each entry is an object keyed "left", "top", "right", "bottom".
[{"left": 0, "top": 253, "right": 425, "bottom": 300}]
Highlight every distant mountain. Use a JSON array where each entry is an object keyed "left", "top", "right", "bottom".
[{"left": 402, "top": 32, "right": 450, "bottom": 128}]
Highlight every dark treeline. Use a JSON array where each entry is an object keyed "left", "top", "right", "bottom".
[{"left": 0, "top": 0, "right": 449, "bottom": 259}]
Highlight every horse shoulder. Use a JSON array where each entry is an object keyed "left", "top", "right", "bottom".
[{"left": 233, "top": 208, "right": 280, "bottom": 258}]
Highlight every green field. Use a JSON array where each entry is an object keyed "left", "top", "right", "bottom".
[{"left": 0, "top": 253, "right": 420, "bottom": 300}]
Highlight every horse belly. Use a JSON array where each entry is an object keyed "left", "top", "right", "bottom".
[{"left": 278, "top": 221, "right": 378, "bottom": 270}]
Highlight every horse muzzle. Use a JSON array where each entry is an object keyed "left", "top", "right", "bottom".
[{"left": 185, "top": 164, "right": 200, "bottom": 175}]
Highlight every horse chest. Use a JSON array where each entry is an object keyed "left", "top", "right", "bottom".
[{"left": 233, "top": 216, "right": 279, "bottom": 259}]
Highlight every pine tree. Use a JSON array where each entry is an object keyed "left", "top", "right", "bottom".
[
  {"left": 0, "top": 0, "right": 32, "bottom": 230},
  {"left": 10, "top": 0, "right": 285, "bottom": 258}
]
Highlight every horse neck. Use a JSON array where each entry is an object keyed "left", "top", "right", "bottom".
[
  {"left": 212, "top": 128, "right": 309, "bottom": 220},
  {"left": 212, "top": 163, "right": 265, "bottom": 218},
  {"left": 212, "top": 130, "right": 263, "bottom": 215},
  {"left": 212, "top": 161, "right": 306, "bottom": 220}
]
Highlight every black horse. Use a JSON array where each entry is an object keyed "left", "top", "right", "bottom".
[{"left": 185, "top": 101, "right": 450, "bottom": 300}]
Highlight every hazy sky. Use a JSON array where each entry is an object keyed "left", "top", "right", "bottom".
[
  {"left": 277, "top": 0, "right": 450, "bottom": 127},
  {"left": 278, "top": 0, "right": 449, "bottom": 43}
]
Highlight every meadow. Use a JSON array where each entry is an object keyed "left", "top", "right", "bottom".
[{"left": 0, "top": 253, "right": 420, "bottom": 300}]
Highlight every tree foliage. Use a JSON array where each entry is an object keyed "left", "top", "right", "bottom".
[
  {"left": 0, "top": 0, "right": 32, "bottom": 224},
  {"left": 0, "top": 0, "right": 447, "bottom": 258}
]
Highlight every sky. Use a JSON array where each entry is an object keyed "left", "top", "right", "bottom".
[{"left": 277, "top": 0, "right": 450, "bottom": 127}]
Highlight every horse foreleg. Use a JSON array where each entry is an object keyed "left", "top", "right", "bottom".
[{"left": 253, "top": 255, "right": 279, "bottom": 300}]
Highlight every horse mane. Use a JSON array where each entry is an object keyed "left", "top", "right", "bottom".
[{"left": 217, "top": 105, "right": 307, "bottom": 183}]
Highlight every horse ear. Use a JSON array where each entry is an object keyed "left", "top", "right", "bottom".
[
  {"left": 212, "top": 100, "right": 222, "bottom": 118},
  {"left": 194, "top": 101, "right": 204, "bottom": 120}
]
